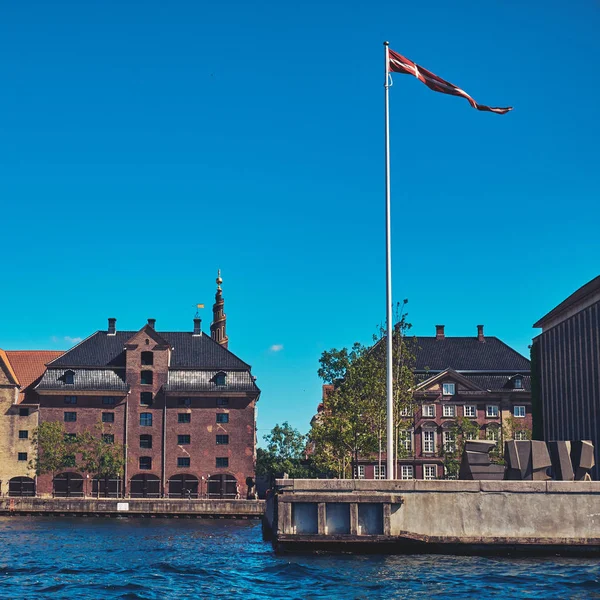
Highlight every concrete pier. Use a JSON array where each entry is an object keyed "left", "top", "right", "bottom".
[
  {"left": 265, "top": 479, "right": 600, "bottom": 554},
  {"left": 0, "top": 497, "right": 264, "bottom": 519}
]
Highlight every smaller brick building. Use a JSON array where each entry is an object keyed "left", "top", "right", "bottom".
[{"left": 33, "top": 275, "right": 260, "bottom": 498}]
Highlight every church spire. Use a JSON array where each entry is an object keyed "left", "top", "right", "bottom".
[{"left": 210, "top": 269, "right": 229, "bottom": 349}]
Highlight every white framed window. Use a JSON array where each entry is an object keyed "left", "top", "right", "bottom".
[
  {"left": 353, "top": 465, "right": 365, "bottom": 479},
  {"left": 422, "top": 404, "right": 436, "bottom": 418},
  {"left": 442, "top": 404, "right": 456, "bottom": 417},
  {"left": 463, "top": 405, "right": 476, "bottom": 418},
  {"left": 442, "top": 383, "right": 456, "bottom": 396},
  {"left": 486, "top": 426, "right": 500, "bottom": 442},
  {"left": 423, "top": 465, "right": 437, "bottom": 480},
  {"left": 399, "top": 406, "right": 413, "bottom": 417},
  {"left": 422, "top": 430, "right": 435, "bottom": 453},
  {"left": 513, "top": 377, "right": 523, "bottom": 389},
  {"left": 399, "top": 430, "right": 412, "bottom": 453},
  {"left": 486, "top": 405, "right": 499, "bottom": 418},
  {"left": 514, "top": 405, "right": 526, "bottom": 418},
  {"left": 401, "top": 465, "right": 414, "bottom": 480},
  {"left": 374, "top": 464, "right": 386, "bottom": 480},
  {"left": 465, "top": 430, "right": 478, "bottom": 441},
  {"left": 514, "top": 430, "right": 528, "bottom": 441},
  {"left": 443, "top": 431, "right": 456, "bottom": 453}
]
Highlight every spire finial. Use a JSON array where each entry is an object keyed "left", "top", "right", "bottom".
[{"left": 216, "top": 268, "right": 223, "bottom": 290}]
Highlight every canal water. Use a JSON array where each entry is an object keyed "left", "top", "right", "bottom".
[{"left": 0, "top": 517, "right": 599, "bottom": 599}]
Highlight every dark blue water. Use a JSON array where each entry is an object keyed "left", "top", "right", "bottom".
[{"left": 1, "top": 517, "right": 600, "bottom": 599}]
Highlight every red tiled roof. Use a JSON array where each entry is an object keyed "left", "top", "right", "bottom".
[{"left": 5, "top": 351, "right": 64, "bottom": 402}]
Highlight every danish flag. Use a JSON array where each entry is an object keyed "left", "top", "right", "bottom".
[{"left": 388, "top": 48, "right": 512, "bottom": 114}]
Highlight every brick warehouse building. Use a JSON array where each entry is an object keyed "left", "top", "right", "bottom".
[
  {"left": 33, "top": 274, "right": 260, "bottom": 498},
  {"left": 317, "top": 325, "right": 532, "bottom": 480}
]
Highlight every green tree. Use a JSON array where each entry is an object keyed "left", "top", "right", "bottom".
[
  {"left": 440, "top": 416, "right": 480, "bottom": 479},
  {"left": 30, "top": 421, "right": 72, "bottom": 478}
]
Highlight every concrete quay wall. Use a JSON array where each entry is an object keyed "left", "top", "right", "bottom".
[
  {"left": 0, "top": 497, "right": 265, "bottom": 519},
  {"left": 268, "top": 479, "right": 600, "bottom": 554}
]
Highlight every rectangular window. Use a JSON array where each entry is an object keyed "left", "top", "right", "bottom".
[
  {"left": 514, "top": 430, "right": 528, "bottom": 441},
  {"left": 18, "top": 452, "right": 27, "bottom": 462},
  {"left": 399, "top": 406, "right": 412, "bottom": 417},
  {"left": 178, "top": 413, "right": 191, "bottom": 423},
  {"left": 139, "top": 456, "right": 152, "bottom": 470},
  {"left": 354, "top": 465, "right": 365, "bottom": 479},
  {"left": 216, "top": 413, "right": 229, "bottom": 423},
  {"left": 486, "top": 427, "right": 500, "bottom": 441},
  {"left": 424, "top": 465, "right": 437, "bottom": 480},
  {"left": 18, "top": 430, "right": 28, "bottom": 439},
  {"left": 64, "top": 433, "right": 77, "bottom": 443},
  {"left": 64, "top": 396, "right": 77, "bottom": 404},
  {"left": 64, "top": 412, "right": 77, "bottom": 422},
  {"left": 422, "top": 404, "right": 436, "bottom": 418},
  {"left": 374, "top": 464, "right": 386, "bottom": 480},
  {"left": 423, "top": 430, "right": 435, "bottom": 453},
  {"left": 216, "top": 434, "right": 229, "bottom": 445},
  {"left": 177, "top": 457, "right": 191, "bottom": 468},
  {"left": 216, "top": 457, "right": 229, "bottom": 468},
  {"left": 465, "top": 431, "right": 477, "bottom": 440},
  {"left": 140, "top": 370, "right": 153, "bottom": 385},
  {"left": 102, "top": 396, "right": 116, "bottom": 405},
  {"left": 102, "top": 434, "right": 114, "bottom": 444},
  {"left": 514, "top": 405, "right": 526, "bottom": 418},
  {"left": 217, "top": 398, "right": 229, "bottom": 407},
  {"left": 486, "top": 405, "right": 499, "bottom": 418},
  {"left": 177, "top": 434, "right": 190, "bottom": 445},
  {"left": 19, "top": 408, "right": 29, "bottom": 417},
  {"left": 401, "top": 465, "right": 414, "bottom": 480},
  {"left": 140, "top": 392, "right": 153, "bottom": 406},
  {"left": 102, "top": 412, "right": 115, "bottom": 423},
  {"left": 140, "top": 434, "right": 152, "bottom": 449},
  {"left": 140, "top": 413, "right": 153, "bottom": 427},
  {"left": 443, "top": 431, "right": 456, "bottom": 453},
  {"left": 464, "top": 405, "right": 476, "bottom": 418},
  {"left": 442, "top": 404, "right": 455, "bottom": 417},
  {"left": 442, "top": 383, "right": 456, "bottom": 396},
  {"left": 399, "top": 430, "right": 412, "bottom": 453},
  {"left": 141, "top": 351, "right": 153, "bottom": 366}
]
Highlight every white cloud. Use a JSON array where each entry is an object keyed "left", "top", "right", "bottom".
[
  {"left": 53, "top": 336, "right": 82, "bottom": 345},
  {"left": 269, "top": 344, "right": 284, "bottom": 353}
]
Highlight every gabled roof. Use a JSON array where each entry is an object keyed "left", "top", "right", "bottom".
[
  {"left": 5, "top": 350, "right": 64, "bottom": 401},
  {"left": 48, "top": 331, "right": 250, "bottom": 370},
  {"left": 124, "top": 325, "right": 171, "bottom": 349},
  {"left": 408, "top": 336, "right": 530, "bottom": 372},
  {"left": 0, "top": 349, "right": 20, "bottom": 385},
  {"left": 414, "top": 368, "right": 484, "bottom": 392}
]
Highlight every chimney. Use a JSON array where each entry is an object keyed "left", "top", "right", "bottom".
[
  {"left": 477, "top": 324, "right": 485, "bottom": 342},
  {"left": 193, "top": 317, "right": 202, "bottom": 336},
  {"left": 435, "top": 325, "right": 445, "bottom": 340},
  {"left": 108, "top": 318, "right": 117, "bottom": 336},
  {"left": 147, "top": 318, "right": 156, "bottom": 329}
]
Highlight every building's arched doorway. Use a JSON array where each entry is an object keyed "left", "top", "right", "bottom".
[
  {"left": 129, "top": 474, "right": 160, "bottom": 498},
  {"left": 8, "top": 476, "right": 35, "bottom": 497},
  {"left": 207, "top": 474, "right": 237, "bottom": 499},
  {"left": 53, "top": 472, "right": 84, "bottom": 497},
  {"left": 168, "top": 474, "right": 199, "bottom": 498},
  {"left": 92, "top": 476, "right": 123, "bottom": 498}
]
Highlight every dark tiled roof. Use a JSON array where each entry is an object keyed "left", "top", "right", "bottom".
[
  {"left": 36, "top": 369, "right": 128, "bottom": 392},
  {"left": 164, "top": 370, "right": 259, "bottom": 393},
  {"left": 407, "top": 337, "right": 530, "bottom": 372},
  {"left": 415, "top": 373, "right": 531, "bottom": 392},
  {"left": 48, "top": 331, "right": 250, "bottom": 370}
]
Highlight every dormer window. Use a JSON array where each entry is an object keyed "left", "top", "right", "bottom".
[
  {"left": 64, "top": 371, "right": 75, "bottom": 385},
  {"left": 215, "top": 372, "right": 226, "bottom": 387},
  {"left": 513, "top": 377, "right": 523, "bottom": 390},
  {"left": 442, "top": 383, "right": 455, "bottom": 396},
  {"left": 141, "top": 351, "right": 153, "bottom": 366}
]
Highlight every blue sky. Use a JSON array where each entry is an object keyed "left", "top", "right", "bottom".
[{"left": 1, "top": 1, "right": 598, "bottom": 441}]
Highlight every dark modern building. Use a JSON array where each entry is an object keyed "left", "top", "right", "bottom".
[
  {"left": 532, "top": 275, "right": 600, "bottom": 479},
  {"left": 34, "top": 274, "right": 260, "bottom": 498}
]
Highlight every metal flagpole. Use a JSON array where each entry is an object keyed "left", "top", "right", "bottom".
[{"left": 384, "top": 41, "right": 394, "bottom": 480}]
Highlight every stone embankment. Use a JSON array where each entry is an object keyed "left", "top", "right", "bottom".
[
  {"left": 264, "top": 479, "right": 600, "bottom": 555},
  {"left": 0, "top": 497, "right": 264, "bottom": 519}
]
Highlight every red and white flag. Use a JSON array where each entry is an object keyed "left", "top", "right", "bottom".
[{"left": 388, "top": 48, "right": 512, "bottom": 114}]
